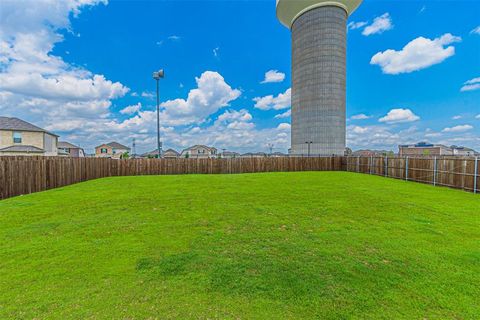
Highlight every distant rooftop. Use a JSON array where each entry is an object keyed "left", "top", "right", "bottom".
[
  {"left": 58, "top": 141, "right": 81, "bottom": 149},
  {"left": 0, "top": 117, "right": 58, "bottom": 137},
  {"left": 95, "top": 142, "right": 130, "bottom": 150}
]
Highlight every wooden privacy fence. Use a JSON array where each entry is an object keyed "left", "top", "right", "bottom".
[
  {"left": 0, "top": 156, "right": 342, "bottom": 200},
  {"left": 0, "top": 156, "right": 478, "bottom": 200},
  {"left": 344, "top": 156, "right": 479, "bottom": 193}
]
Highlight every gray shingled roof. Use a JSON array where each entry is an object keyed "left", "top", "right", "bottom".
[
  {"left": 141, "top": 149, "right": 160, "bottom": 157},
  {"left": 0, "top": 145, "right": 45, "bottom": 153},
  {"left": 58, "top": 141, "right": 81, "bottom": 149},
  {"left": 107, "top": 142, "right": 130, "bottom": 150},
  {"left": 164, "top": 148, "right": 179, "bottom": 155},
  {"left": 95, "top": 141, "right": 130, "bottom": 150},
  {"left": 181, "top": 145, "right": 216, "bottom": 153},
  {"left": 0, "top": 117, "right": 59, "bottom": 137}
]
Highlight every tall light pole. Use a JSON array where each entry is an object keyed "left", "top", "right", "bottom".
[{"left": 153, "top": 69, "right": 164, "bottom": 158}]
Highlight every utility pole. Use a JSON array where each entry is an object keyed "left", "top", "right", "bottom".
[
  {"left": 132, "top": 138, "right": 136, "bottom": 159},
  {"left": 153, "top": 69, "right": 165, "bottom": 158}
]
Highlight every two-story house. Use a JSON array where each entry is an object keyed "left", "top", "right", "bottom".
[
  {"left": 95, "top": 142, "right": 130, "bottom": 158},
  {"left": 0, "top": 117, "right": 58, "bottom": 156},
  {"left": 180, "top": 145, "right": 217, "bottom": 159},
  {"left": 58, "top": 141, "right": 85, "bottom": 157}
]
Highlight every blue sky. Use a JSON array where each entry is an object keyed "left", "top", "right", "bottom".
[{"left": 0, "top": 0, "right": 479, "bottom": 154}]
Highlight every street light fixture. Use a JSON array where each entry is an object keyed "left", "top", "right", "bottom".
[{"left": 153, "top": 69, "right": 164, "bottom": 158}]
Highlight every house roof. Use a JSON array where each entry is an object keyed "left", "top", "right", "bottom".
[
  {"left": 452, "top": 146, "right": 475, "bottom": 152},
  {"left": 0, "top": 117, "right": 59, "bottom": 137},
  {"left": 95, "top": 141, "right": 130, "bottom": 150},
  {"left": 106, "top": 142, "right": 130, "bottom": 150},
  {"left": 0, "top": 145, "right": 45, "bottom": 153},
  {"left": 58, "top": 141, "right": 81, "bottom": 149},
  {"left": 164, "top": 148, "right": 180, "bottom": 155},
  {"left": 222, "top": 151, "right": 240, "bottom": 155},
  {"left": 181, "top": 145, "right": 216, "bottom": 153},
  {"left": 141, "top": 149, "right": 160, "bottom": 157}
]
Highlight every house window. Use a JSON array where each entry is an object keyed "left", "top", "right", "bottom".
[
  {"left": 101, "top": 148, "right": 107, "bottom": 153},
  {"left": 112, "top": 149, "right": 116, "bottom": 154},
  {"left": 13, "top": 132, "right": 22, "bottom": 144}
]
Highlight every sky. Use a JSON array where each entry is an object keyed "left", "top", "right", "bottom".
[{"left": 0, "top": 0, "right": 479, "bottom": 154}]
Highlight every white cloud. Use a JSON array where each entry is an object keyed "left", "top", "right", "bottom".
[
  {"left": 476, "top": 114, "right": 480, "bottom": 119},
  {"left": 141, "top": 91, "right": 155, "bottom": 99},
  {"left": 159, "top": 71, "right": 241, "bottom": 126},
  {"left": 350, "top": 113, "right": 370, "bottom": 120},
  {"left": 253, "top": 88, "right": 291, "bottom": 110},
  {"left": 379, "top": 108, "right": 420, "bottom": 124},
  {"left": 261, "top": 70, "right": 285, "bottom": 84},
  {"left": 156, "top": 35, "right": 181, "bottom": 46},
  {"left": 460, "top": 77, "right": 480, "bottom": 92},
  {"left": 452, "top": 115, "right": 462, "bottom": 120},
  {"left": 0, "top": 0, "right": 128, "bottom": 132},
  {"left": 217, "top": 109, "right": 252, "bottom": 122},
  {"left": 0, "top": 73, "right": 128, "bottom": 101},
  {"left": 419, "top": 5, "right": 426, "bottom": 14},
  {"left": 362, "top": 13, "right": 393, "bottom": 36},
  {"left": 120, "top": 103, "right": 141, "bottom": 115},
  {"left": 213, "top": 47, "right": 219, "bottom": 57},
  {"left": 274, "top": 109, "right": 291, "bottom": 119},
  {"left": 277, "top": 123, "right": 291, "bottom": 130},
  {"left": 471, "top": 26, "right": 480, "bottom": 35},
  {"left": 371, "top": 33, "right": 461, "bottom": 74},
  {"left": 425, "top": 132, "right": 442, "bottom": 138},
  {"left": 347, "top": 124, "right": 407, "bottom": 151},
  {"left": 442, "top": 125, "right": 473, "bottom": 133},
  {"left": 348, "top": 21, "right": 368, "bottom": 30}
]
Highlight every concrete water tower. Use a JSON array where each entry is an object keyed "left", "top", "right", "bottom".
[{"left": 276, "top": 0, "right": 363, "bottom": 155}]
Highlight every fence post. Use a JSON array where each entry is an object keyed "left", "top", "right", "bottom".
[
  {"left": 474, "top": 157, "right": 478, "bottom": 194},
  {"left": 405, "top": 156, "right": 409, "bottom": 181},
  {"left": 384, "top": 156, "right": 388, "bottom": 177},
  {"left": 357, "top": 156, "right": 360, "bottom": 173},
  {"left": 433, "top": 156, "right": 437, "bottom": 187}
]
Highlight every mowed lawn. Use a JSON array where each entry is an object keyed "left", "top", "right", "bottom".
[{"left": 0, "top": 172, "right": 479, "bottom": 319}]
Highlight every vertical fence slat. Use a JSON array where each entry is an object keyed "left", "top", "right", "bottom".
[{"left": 474, "top": 157, "right": 478, "bottom": 194}]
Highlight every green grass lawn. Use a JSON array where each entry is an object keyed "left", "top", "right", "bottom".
[{"left": 0, "top": 172, "right": 479, "bottom": 319}]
